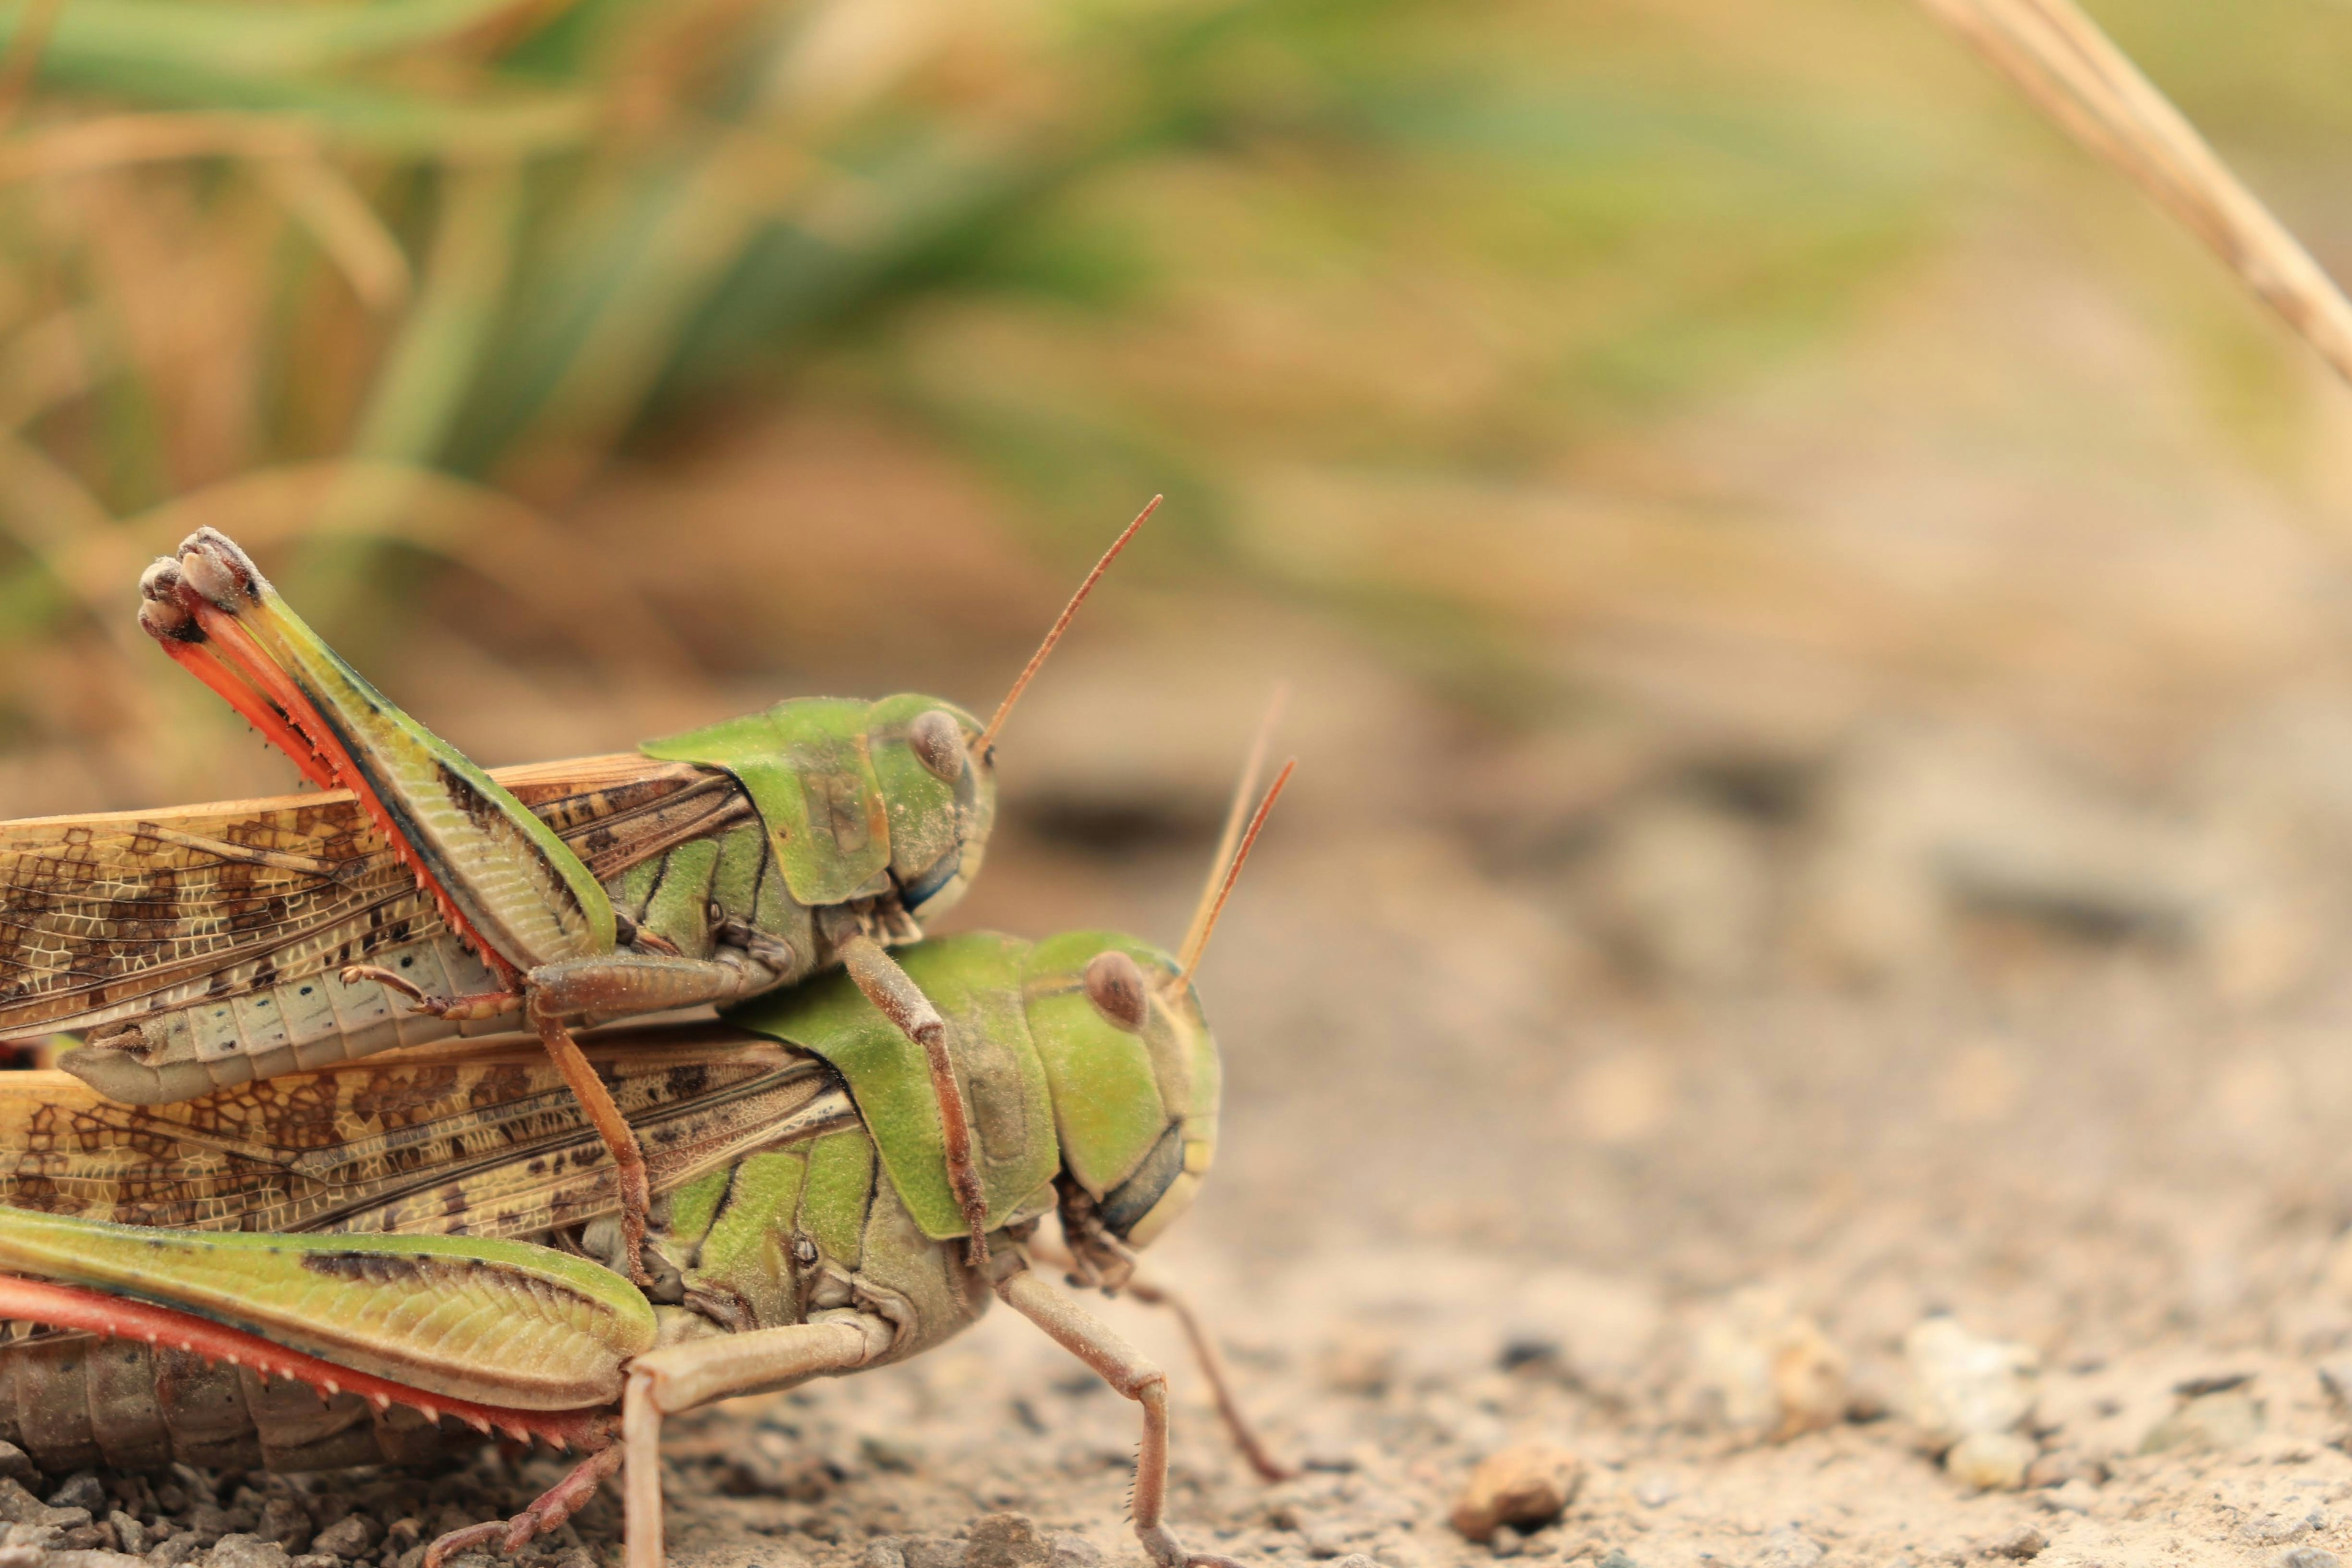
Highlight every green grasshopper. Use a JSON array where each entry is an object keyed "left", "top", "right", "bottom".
[
  {"left": 0, "top": 503, "right": 1157, "bottom": 1278},
  {"left": 0, "top": 755, "right": 1293, "bottom": 1568}
]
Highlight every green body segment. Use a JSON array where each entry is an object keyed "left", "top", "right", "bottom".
[
  {"left": 642, "top": 694, "right": 990, "bottom": 913},
  {"left": 0, "top": 1206, "right": 654, "bottom": 1408},
  {"left": 236, "top": 578, "right": 616, "bottom": 971},
  {"left": 729, "top": 934, "right": 1058, "bottom": 1242},
  {"left": 1023, "top": 931, "right": 1219, "bottom": 1248},
  {"left": 643, "top": 698, "right": 895, "bottom": 908}
]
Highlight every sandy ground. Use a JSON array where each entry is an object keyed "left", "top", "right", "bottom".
[
  {"left": 35, "top": 624, "right": 2352, "bottom": 1568},
  {"left": 28, "top": 370, "right": 2352, "bottom": 1568}
]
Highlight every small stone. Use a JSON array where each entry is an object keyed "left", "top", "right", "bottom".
[
  {"left": 902, "top": 1539, "right": 968, "bottom": 1568},
  {"left": 1692, "top": 1289, "right": 1848, "bottom": 1442},
  {"left": 0, "top": 1482, "right": 83, "bottom": 1532},
  {"left": 41, "top": 1485, "right": 99, "bottom": 1520},
  {"left": 0, "top": 1546, "right": 40, "bottom": 1568},
  {"left": 1044, "top": 1537, "right": 1099, "bottom": 1568},
  {"left": 143, "top": 1539, "right": 200, "bottom": 1568},
  {"left": 1450, "top": 1444, "right": 1585, "bottom": 1544},
  {"left": 1979, "top": 1526, "right": 2045, "bottom": 1560},
  {"left": 208, "top": 1535, "right": 293, "bottom": 1568},
  {"left": 2277, "top": 1550, "right": 2340, "bottom": 1568},
  {"left": 1326, "top": 1558, "right": 1389, "bottom": 1568},
  {"left": 1488, "top": 1530, "right": 1523, "bottom": 1561},
  {"left": 1905, "top": 1318, "right": 2038, "bottom": 1446},
  {"left": 1754, "top": 1526, "right": 1823, "bottom": 1568},
  {"left": 1946, "top": 1433, "right": 2036, "bottom": 1492},
  {"left": 1597, "top": 1555, "right": 1641, "bottom": 1568},
  {"left": 2243, "top": 1512, "right": 2324, "bottom": 1547},
  {"left": 307, "top": 1520, "right": 372, "bottom": 1563},
  {"left": 255, "top": 1503, "right": 309, "bottom": 1556},
  {"left": 1302, "top": 1526, "right": 1349, "bottom": 1559},
  {"left": 966, "top": 1517, "right": 1047, "bottom": 1568},
  {"left": 860, "top": 1436, "right": 922, "bottom": 1474},
  {"left": 287, "top": 1557, "right": 337, "bottom": 1568},
  {"left": 1635, "top": 1476, "right": 1676, "bottom": 1509},
  {"left": 106, "top": 1520, "right": 143, "bottom": 1559},
  {"left": 864, "top": 1540, "right": 907, "bottom": 1568},
  {"left": 0, "top": 1456, "right": 33, "bottom": 1496},
  {"left": 2140, "top": 1389, "right": 2264, "bottom": 1454},
  {"left": 183, "top": 1511, "right": 233, "bottom": 1549}
]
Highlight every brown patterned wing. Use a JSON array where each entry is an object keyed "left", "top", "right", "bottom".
[
  {"left": 0, "top": 1024, "right": 854, "bottom": 1240},
  {"left": 0, "top": 755, "right": 750, "bottom": 1041}
]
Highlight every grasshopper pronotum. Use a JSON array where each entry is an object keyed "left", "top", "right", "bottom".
[
  {"left": 0, "top": 751, "right": 1295, "bottom": 1568},
  {"left": 0, "top": 503, "right": 1159, "bottom": 1279}
]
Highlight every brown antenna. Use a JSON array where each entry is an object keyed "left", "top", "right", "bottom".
[
  {"left": 973, "top": 495, "right": 1162, "bottom": 757},
  {"left": 1178, "top": 684, "right": 1289, "bottom": 966},
  {"left": 1174, "top": 758, "right": 1295, "bottom": 992}
]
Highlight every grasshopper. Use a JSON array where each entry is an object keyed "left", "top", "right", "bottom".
[
  {"left": 0, "top": 503, "right": 1158, "bottom": 1278},
  {"left": 0, "top": 754, "right": 1294, "bottom": 1568}
]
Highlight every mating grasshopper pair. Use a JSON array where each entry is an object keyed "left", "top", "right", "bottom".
[{"left": 0, "top": 511, "right": 1292, "bottom": 1568}]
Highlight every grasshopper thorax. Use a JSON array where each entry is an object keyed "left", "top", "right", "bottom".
[{"left": 641, "top": 694, "right": 995, "bottom": 918}]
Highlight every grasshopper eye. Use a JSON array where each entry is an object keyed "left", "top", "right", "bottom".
[
  {"left": 1084, "top": 950, "right": 1148, "bottom": 1031},
  {"left": 910, "top": 709, "right": 965, "bottom": 783}
]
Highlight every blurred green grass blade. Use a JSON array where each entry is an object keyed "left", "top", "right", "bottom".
[
  {"left": 353, "top": 161, "right": 520, "bottom": 463},
  {"left": 9, "top": 66, "right": 589, "bottom": 153},
  {"left": 0, "top": 0, "right": 535, "bottom": 75}
]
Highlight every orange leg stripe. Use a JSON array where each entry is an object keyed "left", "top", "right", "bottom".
[
  {"left": 186, "top": 602, "right": 522, "bottom": 987},
  {"left": 0, "top": 1273, "right": 611, "bottom": 1450},
  {"left": 157, "top": 638, "right": 341, "bottom": 793}
]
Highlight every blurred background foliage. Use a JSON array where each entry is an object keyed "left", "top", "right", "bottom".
[{"left": 10, "top": 0, "right": 2352, "bottom": 1002}]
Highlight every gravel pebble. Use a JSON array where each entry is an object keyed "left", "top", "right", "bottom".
[
  {"left": 1753, "top": 1526, "right": 1823, "bottom": 1568},
  {"left": 105, "top": 1517, "right": 143, "bottom": 1558},
  {"left": 208, "top": 1535, "right": 292, "bottom": 1568},
  {"left": 2277, "top": 1551, "right": 2340, "bottom": 1568},
  {"left": 1450, "top": 1444, "right": 1585, "bottom": 1543},
  {"left": 44, "top": 1480, "right": 102, "bottom": 1517},
  {"left": 965, "top": 1516, "right": 1047, "bottom": 1568},
  {"left": 2140, "top": 1390, "right": 2264, "bottom": 1454},
  {"left": 307, "top": 1518, "right": 374, "bottom": 1562},
  {"left": 1945, "top": 1433, "right": 2036, "bottom": 1492},
  {"left": 255, "top": 1502, "right": 309, "bottom": 1556},
  {"left": 903, "top": 1537, "right": 969, "bottom": 1568},
  {"left": 1045, "top": 1537, "right": 1099, "bottom": 1568},
  {"left": 1980, "top": 1525, "right": 2045, "bottom": 1560},
  {"left": 1905, "top": 1319, "right": 2039, "bottom": 1446},
  {"left": 0, "top": 1456, "right": 31, "bottom": 1496},
  {"left": 51, "top": 1553, "right": 148, "bottom": 1568}
]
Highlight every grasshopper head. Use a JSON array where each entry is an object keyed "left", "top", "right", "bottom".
[
  {"left": 1026, "top": 933, "right": 1220, "bottom": 1256},
  {"left": 867, "top": 695, "right": 997, "bottom": 919}
]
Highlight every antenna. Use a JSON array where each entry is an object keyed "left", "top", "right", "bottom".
[
  {"left": 1178, "top": 684, "right": 1289, "bottom": 966},
  {"left": 973, "top": 495, "right": 1161, "bottom": 758},
  {"left": 1174, "top": 758, "right": 1295, "bottom": 992}
]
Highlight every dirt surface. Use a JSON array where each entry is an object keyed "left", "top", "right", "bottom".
[
  {"left": 28, "top": 364, "right": 2352, "bottom": 1568},
  {"left": 24, "top": 616, "right": 2352, "bottom": 1568}
]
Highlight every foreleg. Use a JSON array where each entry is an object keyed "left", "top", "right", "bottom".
[
  {"left": 1028, "top": 1235, "right": 1292, "bottom": 1483},
  {"left": 621, "top": 1316, "right": 890, "bottom": 1568},
  {"left": 838, "top": 930, "right": 991, "bottom": 1265},
  {"left": 997, "top": 1268, "right": 1245, "bottom": 1568}
]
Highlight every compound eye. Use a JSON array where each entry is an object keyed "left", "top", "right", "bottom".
[
  {"left": 910, "top": 709, "right": 966, "bottom": 783},
  {"left": 1084, "top": 950, "right": 1149, "bottom": 1031}
]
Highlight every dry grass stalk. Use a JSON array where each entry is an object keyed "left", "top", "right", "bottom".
[{"left": 1916, "top": 0, "right": 2352, "bottom": 388}]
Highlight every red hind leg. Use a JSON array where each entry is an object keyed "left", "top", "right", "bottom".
[{"left": 0, "top": 1274, "right": 610, "bottom": 1450}]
